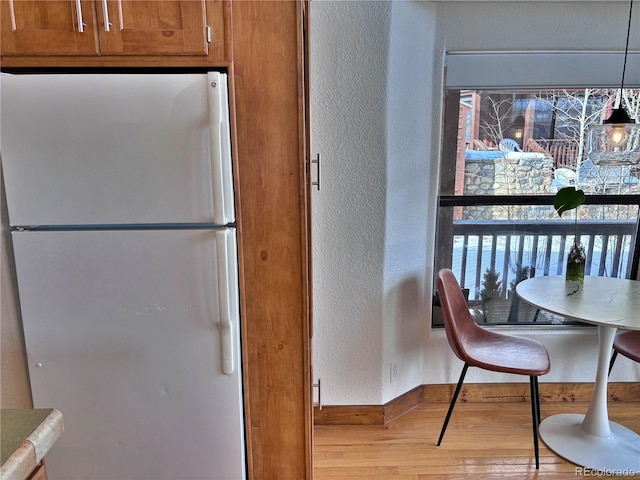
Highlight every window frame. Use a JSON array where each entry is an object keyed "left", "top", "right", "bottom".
[{"left": 433, "top": 88, "right": 640, "bottom": 327}]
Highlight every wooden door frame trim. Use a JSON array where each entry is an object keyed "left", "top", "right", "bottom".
[{"left": 232, "top": 2, "right": 311, "bottom": 478}]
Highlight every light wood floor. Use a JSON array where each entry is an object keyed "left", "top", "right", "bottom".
[{"left": 314, "top": 400, "right": 640, "bottom": 479}]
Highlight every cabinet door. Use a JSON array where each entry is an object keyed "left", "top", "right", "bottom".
[
  {"left": 1, "top": 0, "right": 99, "bottom": 55},
  {"left": 97, "top": 0, "right": 208, "bottom": 55}
]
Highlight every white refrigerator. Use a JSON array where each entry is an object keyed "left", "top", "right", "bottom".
[{"left": 1, "top": 72, "right": 246, "bottom": 480}]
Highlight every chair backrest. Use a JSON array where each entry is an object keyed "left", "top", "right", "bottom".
[
  {"left": 436, "top": 269, "right": 482, "bottom": 363},
  {"left": 499, "top": 138, "right": 522, "bottom": 152}
]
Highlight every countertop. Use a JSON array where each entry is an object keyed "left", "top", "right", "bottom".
[{"left": 1, "top": 409, "right": 64, "bottom": 480}]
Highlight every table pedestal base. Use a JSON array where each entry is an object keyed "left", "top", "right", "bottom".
[{"left": 540, "top": 413, "right": 640, "bottom": 472}]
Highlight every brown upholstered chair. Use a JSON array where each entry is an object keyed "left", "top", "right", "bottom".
[
  {"left": 435, "top": 269, "right": 551, "bottom": 469},
  {"left": 608, "top": 330, "right": 640, "bottom": 375}
]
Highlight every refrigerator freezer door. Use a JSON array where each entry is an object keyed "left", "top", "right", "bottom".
[
  {"left": 0, "top": 73, "right": 234, "bottom": 226},
  {"left": 12, "top": 229, "right": 245, "bottom": 480}
]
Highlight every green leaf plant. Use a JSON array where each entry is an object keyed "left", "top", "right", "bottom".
[{"left": 554, "top": 186, "right": 586, "bottom": 242}]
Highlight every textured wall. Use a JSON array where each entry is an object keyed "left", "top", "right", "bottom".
[
  {"left": 310, "top": 1, "right": 392, "bottom": 405},
  {"left": 311, "top": 1, "right": 640, "bottom": 406},
  {"left": 380, "top": 1, "right": 436, "bottom": 404},
  {"left": 310, "top": 0, "right": 437, "bottom": 405}
]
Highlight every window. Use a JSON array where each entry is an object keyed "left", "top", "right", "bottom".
[{"left": 434, "top": 54, "right": 640, "bottom": 327}]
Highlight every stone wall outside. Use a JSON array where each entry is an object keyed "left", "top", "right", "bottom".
[
  {"left": 463, "top": 155, "right": 640, "bottom": 221},
  {"left": 463, "top": 155, "right": 554, "bottom": 220}
]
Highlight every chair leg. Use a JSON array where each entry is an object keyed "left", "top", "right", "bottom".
[
  {"left": 437, "top": 363, "right": 469, "bottom": 446},
  {"left": 533, "top": 375, "right": 541, "bottom": 424},
  {"left": 529, "top": 376, "right": 541, "bottom": 469},
  {"left": 608, "top": 350, "right": 618, "bottom": 376},
  {"left": 532, "top": 308, "right": 540, "bottom": 322}
]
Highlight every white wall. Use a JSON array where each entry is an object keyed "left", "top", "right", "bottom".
[
  {"left": 310, "top": 1, "right": 391, "bottom": 405},
  {"left": 311, "top": 0, "right": 640, "bottom": 406},
  {"left": 382, "top": 1, "right": 437, "bottom": 404}
]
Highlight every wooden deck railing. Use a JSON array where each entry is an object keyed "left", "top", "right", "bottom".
[
  {"left": 451, "top": 219, "right": 637, "bottom": 301},
  {"left": 533, "top": 139, "right": 584, "bottom": 169},
  {"left": 469, "top": 138, "right": 582, "bottom": 169}
]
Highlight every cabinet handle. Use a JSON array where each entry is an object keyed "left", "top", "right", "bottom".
[
  {"left": 206, "top": 25, "right": 212, "bottom": 45},
  {"left": 102, "top": 0, "right": 112, "bottom": 32},
  {"left": 75, "top": 0, "right": 85, "bottom": 33}
]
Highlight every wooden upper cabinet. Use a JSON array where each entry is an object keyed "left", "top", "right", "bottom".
[
  {"left": 1, "top": 0, "right": 229, "bottom": 59},
  {"left": 97, "top": 0, "right": 208, "bottom": 55},
  {"left": 1, "top": 0, "right": 99, "bottom": 55}
]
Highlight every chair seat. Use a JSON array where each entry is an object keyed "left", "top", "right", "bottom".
[
  {"left": 463, "top": 329, "right": 550, "bottom": 376},
  {"left": 614, "top": 330, "right": 640, "bottom": 363}
]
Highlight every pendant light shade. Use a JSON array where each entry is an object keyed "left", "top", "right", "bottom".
[
  {"left": 587, "top": 107, "right": 640, "bottom": 165},
  {"left": 586, "top": 0, "right": 640, "bottom": 165}
]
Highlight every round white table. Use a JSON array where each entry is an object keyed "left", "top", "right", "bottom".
[{"left": 516, "top": 275, "right": 640, "bottom": 473}]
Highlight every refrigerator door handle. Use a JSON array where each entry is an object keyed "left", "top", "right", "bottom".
[
  {"left": 207, "top": 72, "right": 235, "bottom": 225},
  {"left": 216, "top": 230, "right": 239, "bottom": 375}
]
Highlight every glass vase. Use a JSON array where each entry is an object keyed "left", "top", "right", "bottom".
[{"left": 566, "top": 241, "right": 586, "bottom": 282}]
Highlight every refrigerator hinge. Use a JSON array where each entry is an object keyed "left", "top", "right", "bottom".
[{"left": 206, "top": 25, "right": 212, "bottom": 45}]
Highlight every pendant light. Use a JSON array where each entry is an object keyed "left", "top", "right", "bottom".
[
  {"left": 587, "top": 0, "right": 640, "bottom": 165},
  {"left": 512, "top": 114, "right": 525, "bottom": 141}
]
